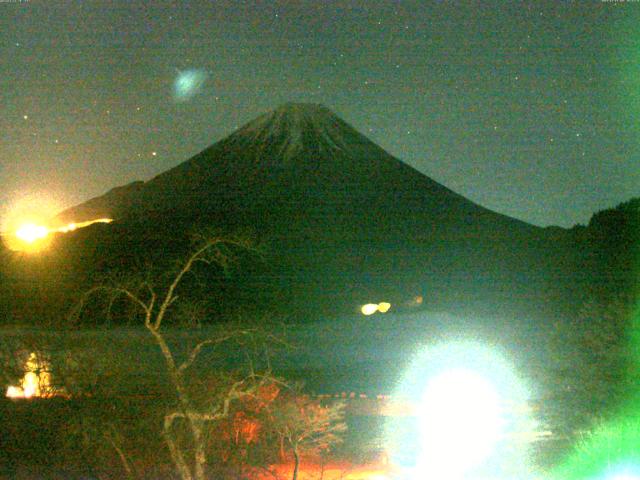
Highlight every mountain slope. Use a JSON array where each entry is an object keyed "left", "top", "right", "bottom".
[
  {"left": 59, "top": 103, "right": 532, "bottom": 234},
  {"left": 56, "top": 103, "right": 567, "bottom": 316}
]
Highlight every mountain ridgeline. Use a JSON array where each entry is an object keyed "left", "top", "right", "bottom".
[{"left": 4, "top": 103, "right": 633, "bottom": 323}]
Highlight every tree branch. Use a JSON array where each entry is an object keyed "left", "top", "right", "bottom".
[
  {"left": 164, "top": 412, "right": 194, "bottom": 480},
  {"left": 177, "top": 334, "right": 234, "bottom": 374}
]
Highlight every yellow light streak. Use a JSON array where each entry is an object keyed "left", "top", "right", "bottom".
[
  {"left": 54, "top": 218, "right": 113, "bottom": 233},
  {"left": 2, "top": 218, "right": 113, "bottom": 252}
]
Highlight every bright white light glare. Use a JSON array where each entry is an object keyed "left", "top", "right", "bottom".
[
  {"left": 386, "top": 341, "right": 535, "bottom": 479},
  {"left": 15, "top": 223, "right": 48, "bottom": 243},
  {"left": 418, "top": 368, "right": 503, "bottom": 476},
  {"left": 361, "top": 302, "right": 392, "bottom": 315},
  {"left": 601, "top": 464, "right": 640, "bottom": 480},
  {"left": 361, "top": 303, "right": 379, "bottom": 315}
]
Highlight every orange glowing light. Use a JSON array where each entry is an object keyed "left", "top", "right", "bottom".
[
  {"left": 2, "top": 194, "right": 62, "bottom": 251},
  {"left": 5, "top": 221, "right": 53, "bottom": 252},
  {"left": 264, "top": 461, "right": 393, "bottom": 480},
  {"left": 5, "top": 352, "right": 65, "bottom": 399},
  {"left": 2, "top": 217, "right": 113, "bottom": 252},
  {"left": 15, "top": 223, "right": 49, "bottom": 243}
]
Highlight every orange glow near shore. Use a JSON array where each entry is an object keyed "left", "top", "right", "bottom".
[
  {"left": 3, "top": 218, "right": 113, "bottom": 252},
  {"left": 260, "top": 460, "right": 393, "bottom": 480},
  {"left": 5, "top": 352, "right": 66, "bottom": 399}
]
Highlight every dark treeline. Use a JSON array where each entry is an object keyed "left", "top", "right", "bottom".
[
  {"left": 0, "top": 197, "right": 638, "bottom": 472},
  {"left": 1, "top": 197, "right": 637, "bottom": 327}
]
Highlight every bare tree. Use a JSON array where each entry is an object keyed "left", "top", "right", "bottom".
[
  {"left": 267, "top": 390, "right": 347, "bottom": 480},
  {"left": 73, "top": 234, "right": 282, "bottom": 480}
]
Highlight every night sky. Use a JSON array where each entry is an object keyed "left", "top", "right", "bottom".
[{"left": 1, "top": 0, "right": 638, "bottom": 228}]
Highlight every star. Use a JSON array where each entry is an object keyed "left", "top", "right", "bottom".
[{"left": 0, "top": 0, "right": 631, "bottom": 232}]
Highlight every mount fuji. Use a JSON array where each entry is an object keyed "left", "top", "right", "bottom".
[{"left": 55, "top": 103, "right": 568, "bottom": 317}]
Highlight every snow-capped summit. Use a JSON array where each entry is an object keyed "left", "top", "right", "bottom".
[{"left": 55, "top": 103, "right": 557, "bottom": 316}]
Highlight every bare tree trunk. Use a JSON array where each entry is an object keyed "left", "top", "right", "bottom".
[
  {"left": 163, "top": 415, "right": 193, "bottom": 480},
  {"left": 106, "top": 433, "right": 135, "bottom": 480},
  {"left": 75, "top": 237, "right": 264, "bottom": 480},
  {"left": 147, "top": 322, "right": 212, "bottom": 480},
  {"left": 279, "top": 435, "right": 286, "bottom": 461},
  {"left": 192, "top": 423, "right": 207, "bottom": 480},
  {"left": 319, "top": 454, "right": 325, "bottom": 480},
  {"left": 149, "top": 325, "right": 199, "bottom": 480},
  {"left": 292, "top": 447, "right": 300, "bottom": 480}
]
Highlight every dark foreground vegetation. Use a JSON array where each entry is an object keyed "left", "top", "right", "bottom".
[
  {"left": 0, "top": 198, "right": 638, "bottom": 478},
  {"left": 1, "top": 294, "right": 638, "bottom": 479}
]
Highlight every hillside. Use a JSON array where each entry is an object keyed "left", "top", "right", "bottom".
[{"left": 11, "top": 104, "right": 584, "bottom": 320}]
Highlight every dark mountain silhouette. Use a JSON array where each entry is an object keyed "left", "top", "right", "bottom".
[
  {"left": 58, "top": 103, "right": 533, "bottom": 233},
  {"left": 50, "top": 103, "right": 576, "bottom": 318},
  {"left": 567, "top": 197, "right": 640, "bottom": 302}
]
